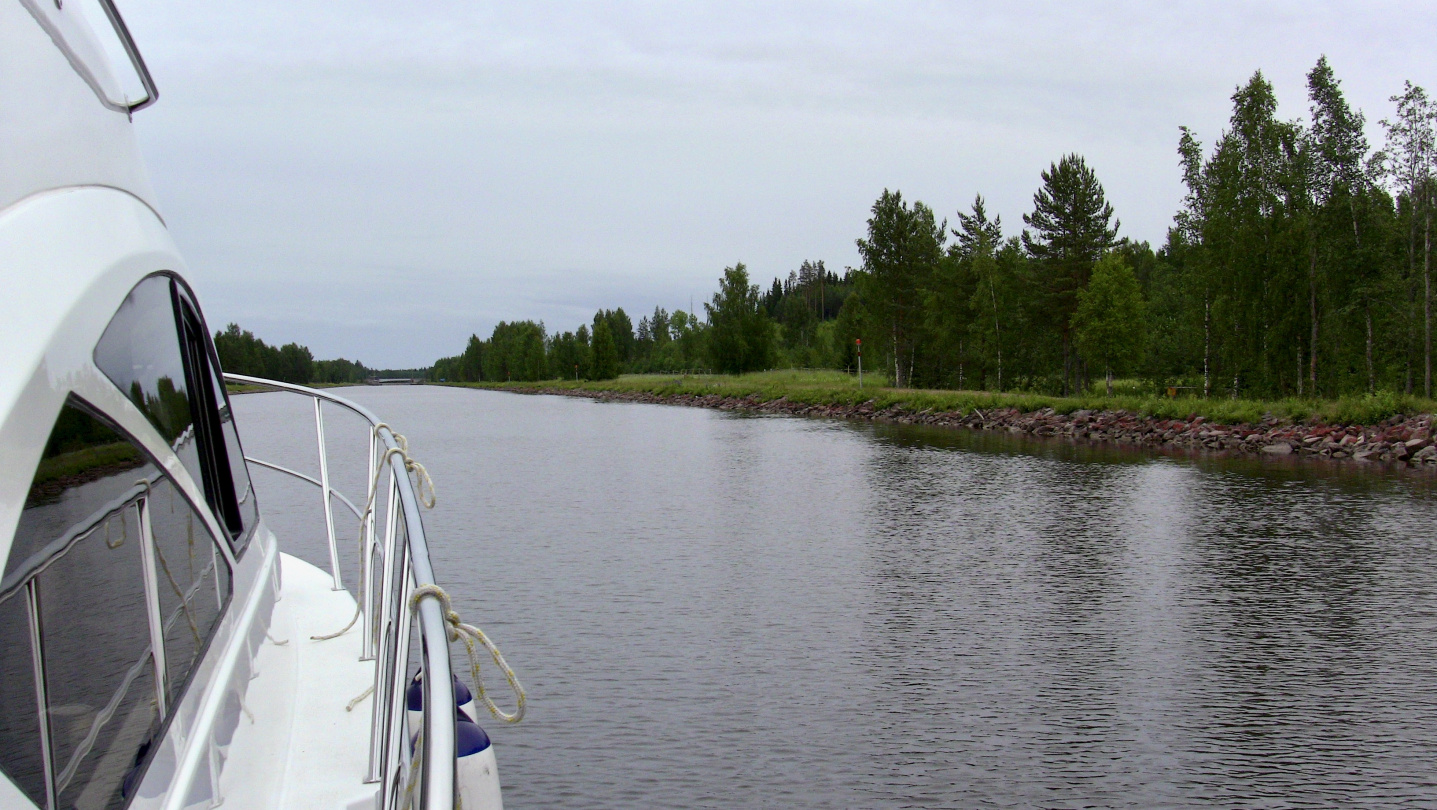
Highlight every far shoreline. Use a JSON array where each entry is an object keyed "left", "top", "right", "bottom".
[{"left": 442, "top": 372, "right": 1437, "bottom": 470}]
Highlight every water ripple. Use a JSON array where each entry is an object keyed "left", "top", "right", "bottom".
[{"left": 236, "top": 388, "right": 1437, "bottom": 808}]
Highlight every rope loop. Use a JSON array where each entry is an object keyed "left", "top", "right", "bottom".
[
  {"left": 375, "top": 423, "right": 436, "bottom": 509},
  {"left": 410, "top": 584, "right": 527, "bottom": 724},
  {"left": 313, "top": 423, "right": 437, "bottom": 641}
]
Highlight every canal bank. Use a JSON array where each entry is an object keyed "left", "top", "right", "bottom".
[{"left": 453, "top": 377, "right": 1437, "bottom": 467}]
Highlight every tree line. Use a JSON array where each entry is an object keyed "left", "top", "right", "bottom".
[
  {"left": 214, "top": 324, "right": 372, "bottom": 384},
  {"left": 432, "top": 57, "right": 1437, "bottom": 400},
  {"left": 429, "top": 306, "right": 711, "bottom": 382}
]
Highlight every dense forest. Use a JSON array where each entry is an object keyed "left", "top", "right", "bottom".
[
  {"left": 214, "top": 324, "right": 373, "bottom": 384},
  {"left": 439, "top": 58, "right": 1432, "bottom": 400}
]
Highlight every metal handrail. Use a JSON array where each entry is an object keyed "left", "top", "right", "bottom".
[
  {"left": 224, "top": 373, "right": 455, "bottom": 810},
  {"left": 95, "top": 0, "right": 159, "bottom": 113},
  {"left": 240, "top": 456, "right": 365, "bottom": 519}
]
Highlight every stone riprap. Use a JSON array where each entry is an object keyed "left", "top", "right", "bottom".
[{"left": 512, "top": 386, "right": 1437, "bottom": 467}]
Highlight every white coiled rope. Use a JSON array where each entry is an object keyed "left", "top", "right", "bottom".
[
  {"left": 313, "top": 424, "right": 526, "bottom": 733},
  {"left": 411, "top": 584, "right": 527, "bottom": 724}
]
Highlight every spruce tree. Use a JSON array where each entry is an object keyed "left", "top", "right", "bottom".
[
  {"left": 1073, "top": 254, "right": 1146, "bottom": 396},
  {"left": 950, "top": 195, "right": 1004, "bottom": 389},
  {"left": 589, "top": 319, "right": 620, "bottom": 380}
]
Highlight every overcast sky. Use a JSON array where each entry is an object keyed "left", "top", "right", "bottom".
[{"left": 119, "top": 1, "right": 1436, "bottom": 368}]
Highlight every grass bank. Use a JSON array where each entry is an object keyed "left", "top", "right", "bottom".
[
  {"left": 448, "top": 369, "right": 1437, "bottom": 427},
  {"left": 226, "top": 381, "right": 361, "bottom": 395}
]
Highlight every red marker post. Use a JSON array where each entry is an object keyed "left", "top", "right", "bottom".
[{"left": 856, "top": 338, "right": 863, "bottom": 389}]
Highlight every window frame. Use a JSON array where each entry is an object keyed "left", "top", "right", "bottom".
[
  {"left": 171, "top": 276, "right": 258, "bottom": 556},
  {"left": 172, "top": 285, "right": 244, "bottom": 541}
]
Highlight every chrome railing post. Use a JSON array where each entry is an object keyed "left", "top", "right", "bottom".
[
  {"left": 387, "top": 548, "right": 415, "bottom": 807},
  {"left": 366, "top": 473, "right": 402, "bottom": 786},
  {"left": 314, "top": 397, "right": 342, "bottom": 591},
  {"left": 361, "top": 428, "right": 379, "bottom": 661},
  {"left": 414, "top": 592, "right": 455, "bottom": 810}
]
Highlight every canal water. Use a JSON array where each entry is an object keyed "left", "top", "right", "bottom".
[{"left": 233, "top": 385, "right": 1437, "bottom": 808}]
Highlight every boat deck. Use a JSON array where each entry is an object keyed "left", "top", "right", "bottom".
[{"left": 221, "top": 553, "right": 378, "bottom": 810}]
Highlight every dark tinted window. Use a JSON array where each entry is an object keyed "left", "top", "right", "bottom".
[
  {"left": 94, "top": 275, "right": 255, "bottom": 553},
  {"left": 148, "top": 476, "right": 230, "bottom": 701},
  {"left": 39, "top": 490, "right": 160, "bottom": 810},
  {"left": 175, "top": 288, "right": 256, "bottom": 550},
  {"left": 3, "top": 401, "right": 232, "bottom": 807},
  {"left": 204, "top": 360, "right": 257, "bottom": 551},
  {"left": 7, "top": 403, "right": 145, "bottom": 577},
  {"left": 208, "top": 359, "right": 259, "bottom": 545},
  {"left": 93, "top": 276, "right": 200, "bottom": 485}
]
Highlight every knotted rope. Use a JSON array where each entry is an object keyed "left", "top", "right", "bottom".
[
  {"left": 313, "top": 424, "right": 435, "bottom": 641},
  {"left": 411, "top": 584, "right": 527, "bottom": 724},
  {"left": 378, "top": 424, "right": 437, "bottom": 510}
]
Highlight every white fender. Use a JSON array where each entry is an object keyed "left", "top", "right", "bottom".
[
  {"left": 456, "top": 720, "right": 503, "bottom": 810},
  {"left": 405, "top": 672, "right": 502, "bottom": 808},
  {"left": 406, "top": 671, "right": 478, "bottom": 739}
]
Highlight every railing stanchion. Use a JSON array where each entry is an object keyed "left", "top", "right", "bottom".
[
  {"left": 315, "top": 397, "right": 343, "bottom": 590},
  {"left": 367, "top": 472, "right": 402, "bottom": 787},
  {"left": 223, "top": 374, "right": 459, "bottom": 810},
  {"left": 390, "top": 546, "right": 416, "bottom": 805},
  {"left": 361, "top": 427, "right": 379, "bottom": 661}
]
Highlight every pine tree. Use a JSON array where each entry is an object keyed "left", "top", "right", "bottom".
[{"left": 1021, "top": 154, "right": 1119, "bottom": 394}]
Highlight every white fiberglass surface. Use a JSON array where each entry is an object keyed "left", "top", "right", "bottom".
[
  {"left": 16, "top": 0, "right": 127, "bottom": 109},
  {"left": 217, "top": 553, "right": 376, "bottom": 810},
  {"left": 0, "top": 1, "right": 156, "bottom": 213},
  {"left": 0, "top": 187, "right": 181, "bottom": 573}
]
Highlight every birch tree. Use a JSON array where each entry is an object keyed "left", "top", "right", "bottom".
[{"left": 1379, "top": 82, "right": 1436, "bottom": 396}]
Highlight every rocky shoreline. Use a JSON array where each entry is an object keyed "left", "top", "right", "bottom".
[{"left": 515, "top": 386, "right": 1437, "bottom": 467}]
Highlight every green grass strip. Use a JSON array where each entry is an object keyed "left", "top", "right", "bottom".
[{"left": 446, "top": 370, "right": 1437, "bottom": 427}]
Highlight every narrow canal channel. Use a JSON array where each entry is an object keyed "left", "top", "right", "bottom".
[{"left": 236, "top": 385, "right": 1437, "bottom": 808}]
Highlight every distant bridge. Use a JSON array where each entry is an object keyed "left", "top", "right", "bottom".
[{"left": 365, "top": 377, "right": 424, "bottom": 386}]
